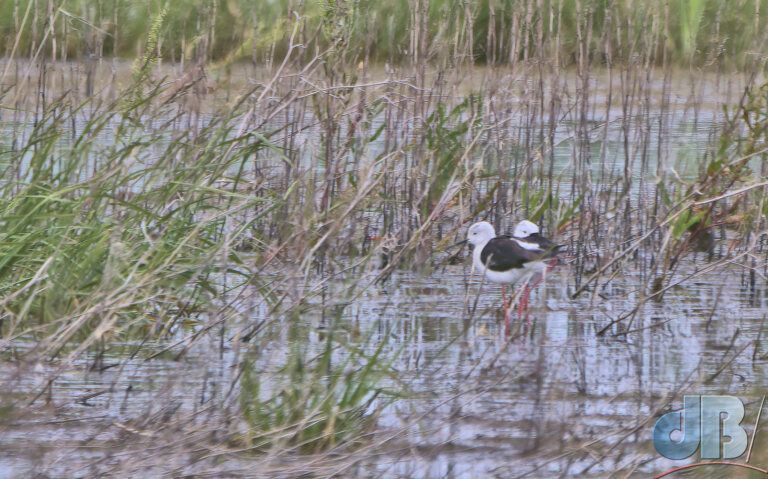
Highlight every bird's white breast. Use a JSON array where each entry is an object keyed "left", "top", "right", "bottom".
[{"left": 472, "top": 242, "right": 528, "bottom": 284}]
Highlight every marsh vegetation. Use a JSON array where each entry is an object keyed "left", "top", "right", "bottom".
[{"left": 1, "top": 1, "right": 768, "bottom": 477}]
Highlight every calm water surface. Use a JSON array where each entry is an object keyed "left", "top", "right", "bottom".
[{"left": 1, "top": 262, "right": 765, "bottom": 478}]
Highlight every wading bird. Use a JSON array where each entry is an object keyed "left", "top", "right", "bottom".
[
  {"left": 513, "top": 220, "right": 559, "bottom": 252},
  {"left": 458, "top": 221, "right": 561, "bottom": 326},
  {"left": 512, "top": 220, "right": 563, "bottom": 316}
]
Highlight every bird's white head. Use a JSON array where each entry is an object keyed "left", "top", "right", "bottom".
[
  {"left": 513, "top": 220, "right": 539, "bottom": 238},
  {"left": 466, "top": 221, "right": 496, "bottom": 246}
]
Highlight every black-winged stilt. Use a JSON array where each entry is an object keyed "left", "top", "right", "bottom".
[
  {"left": 459, "top": 221, "right": 561, "bottom": 326},
  {"left": 513, "top": 220, "right": 560, "bottom": 253},
  {"left": 512, "top": 220, "right": 563, "bottom": 319}
]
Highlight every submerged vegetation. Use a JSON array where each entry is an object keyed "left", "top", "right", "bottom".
[
  {"left": 0, "top": 0, "right": 767, "bottom": 476},
  {"left": 240, "top": 325, "right": 393, "bottom": 453}
]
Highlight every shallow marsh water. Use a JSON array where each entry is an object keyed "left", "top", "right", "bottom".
[
  {"left": 0, "top": 62, "right": 767, "bottom": 478},
  {"left": 1, "top": 262, "right": 766, "bottom": 478}
]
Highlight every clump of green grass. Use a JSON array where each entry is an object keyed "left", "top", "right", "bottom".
[
  {"left": 239, "top": 322, "right": 396, "bottom": 453},
  {"left": 0, "top": 85, "right": 271, "bottom": 353}
]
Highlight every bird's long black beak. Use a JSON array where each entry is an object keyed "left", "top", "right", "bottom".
[{"left": 452, "top": 239, "right": 468, "bottom": 247}]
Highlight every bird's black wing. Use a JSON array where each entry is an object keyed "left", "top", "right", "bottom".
[
  {"left": 501, "top": 234, "right": 562, "bottom": 257},
  {"left": 480, "top": 237, "right": 551, "bottom": 271},
  {"left": 525, "top": 233, "right": 565, "bottom": 256}
]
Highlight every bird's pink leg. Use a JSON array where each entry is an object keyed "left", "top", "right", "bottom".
[
  {"left": 501, "top": 285, "right": 512, "bottom": 330},
  {"left": 501, "top": 284, "right": 508, "bottom": 308},
  {"left": 519, "top": 260, "right": 558, "bottom": 327},
  {"left": 517, "top": 282, "right": 533, "bottom": 326},
  {"left": 523, "top": 284, "right": 532, "bottom": 326},
  {"left": 547, "top": 258, "right": 558, "bottom": 271}
]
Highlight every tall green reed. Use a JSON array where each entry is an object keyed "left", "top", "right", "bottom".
[{"left": 2, "top": 0, "right": 767, "bottom": 69}]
